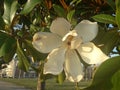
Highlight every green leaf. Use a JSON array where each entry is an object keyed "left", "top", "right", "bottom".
[
  {"left": 115, "top": 0, "right": 120, "bottom": 29},
  {"left": 70, "top": 0, "right": 82, "bottom": 5},
  {"left": 112, "top": 70, "right": 120, "bottom": 90},
  {"left": 16, "top": 40, "right": 30, "bottom": 72},
  {"left": 115, "top": 0, "right": 120, "bottom": 28},
  {"left": 0, "top": 31, "right": 16, "bottom": 62},
  {"left": 53, "top": 4, "right": 66, "bottom": 18},
  {"left": 76, "top": 0, "right": 82, "bottom": 5},
  {"left": 3, "top": 47, "right": 16, "bottom": 63},
  {"left": 93, "top": 28, "right": 119, "bottom": 55},
  {"left": 3, "top": 39, "right": 16, "bottom": 63},
  {"left": 0, "top": 31, "right": 9, "bottom": 47},
  {"left": 116, "top": 9, "right": 120, "bottom": 29},
  {"left": 106, "top": 0, "right": 116, "bottom": 10},
  {"left": 0, "top": 32, "right": 16, "bottom": 58},
  {"left": 20, "top": 0, "right": 41, "bottom": 15},
  {"left": 83, "top": 56, "right": 120, "bottom": 90},
  {"left": 67, "top": 10, "right": 75, "bottom": 22},
  {"left": 56, "top": 71, "right": 66, "bottom": 84},
  {"left": 0, "top": 38, "right": 16, "bottom": 57},
  {"left": 2, "top": 0, "right": 18, "bottom": 25},
  {"left": 116, "top": 0, "right": 120, "bottom": 9},
  {"left": 0, "top": 15, "right": 5, "bottom": 29},
  {"left": 92, "top": 14, "right": 116, "bottom": 24}
]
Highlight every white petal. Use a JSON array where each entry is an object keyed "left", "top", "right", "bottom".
[
  {"left": 77, "top": 42, "right": 109, "bottom": 64},
  {"left": 50, "top": 18, "right": 71, "bottom": 37},
  {"left": 44, "top": 47, "right": 66, "bottom": 75},
  {"left": 71, "top": 36, "right": 82, "bottom": 49},
  {"left": 64, "top": 50, "right": 84, "bottom": 82},
  {"left": 74, "top": 20, "right": 98, "bottom": 42},
  {"left": 32, "top": 32, "right": 62, "bottom": 53}
]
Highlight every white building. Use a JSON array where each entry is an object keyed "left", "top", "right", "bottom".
[{"left": 1, "top": 59, "right": 17, "bottom": 78}]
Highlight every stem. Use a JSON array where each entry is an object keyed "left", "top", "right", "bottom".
[
  {"left": 37, "top": 72, "right": 41, "bottom": 90},
  {"left": 37, "top": 72, "right": 46, "bottom": 90},
  {"left": 37, "top": 61, "right": 46, "bottom": 90},
  {"left": 75, "top": 82, "right": 79, "bottom": 90}
]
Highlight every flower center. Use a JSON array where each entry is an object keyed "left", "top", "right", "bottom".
[
  {"left": 62, "top": 30, "right": 81, "bottom": 49},
  {"left": 66, "top": 35, "right": 74, "bottom": 47}
]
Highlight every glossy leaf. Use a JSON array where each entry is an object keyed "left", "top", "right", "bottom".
[
  {"left": 16, "top": 40, "right": 30, "bottom": 72},
  {"left": 92, "top": 14, "right": 116, "bottom": 24},
  {"left": 20, "top": 0, "right": 41, "bottom": 14},
  {"left": 0, "top": 32, "right": 16, "bottom": 58},
  {"left": 83, "top": 56, "right": 120, "bottom": 90},
  {"left": 67, "top": 10, "right": 75, "bottom": 22},
  {"left": 0, "top": 31, "right": 16, "bottom": 62},
  {"left": 93, "top": 28, "right": 119, "bottom": 55},
  {"left": 2, "top": 0, "right": 18, "bottom": 25},
  {"left": 0, "top": 37, "right": 16, "bottom": 57},
  {"left": 53, "top": 4, "right": 66, "bottom": 18},
  {"left": 3, "top": 38, "right": 16, "bottom": 63}
]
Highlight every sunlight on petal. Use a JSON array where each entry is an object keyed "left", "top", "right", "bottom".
[
  {"left": 70, "top": 36, "right": 82, "bottom": 49},
  {"left": 77, "top": 42, "right": 109, "bottom": 64},
  {"left": 64, "top": 50, "right": 84, "bottom": 82},
  {"left": 50, "top": 18, "right": 71, "bottom": 37},
  {"left": 32, "top": 32, "right": 62, "bottom": 53},
  {"left": 74, "top": 20, "right": 98, "bottom": 42},
  {"left": 44, "top": 47, "right": 66, "bottom": 75}
]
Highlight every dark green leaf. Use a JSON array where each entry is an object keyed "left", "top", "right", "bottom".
[
  {"left": 92, "top": 14, "right": 116, "bottom": 24},
  {"left": 2, "top": 0, "right": 18, "bottom": 25},
  {"left": 0, "top": 33, "right": 16, "bottom": 57},
  {"left": 0, "top": 15, "right": 5, "bottom": 29},
  {"left": 3, "top": 39, "right": 16, "bottom": 63},
  {"left": 18, "top": 0, "right": 27, "bottom": 5},
  {"left": 53, "top": 4, "right": 66, "bottom": 18},
  {"left": 0, "top": 31, "right": 9, "bottom": 47},
  {"left": 93, "top": 28, "right": 119, "bottom": 55},
  {"left": 0, "top": 38, "right": 15, "bottom": 56},
  {"left": 112, "top": 70, "right": 120, "bottom": 90},
  {"left": 20, "top": 0, "right": 41, "bottom": 14},
  {"left": 3, "top": 47, "right": 16, "bottom": 63},
  {"left": 16, "top": 40, "right": 30, "bottom": 72},
  {"left": 83, "top": 56, "right": 120, "bottom": 90},
  {"left": 0, "top": 31, "right": 16, "bottom": 62},
  {"left": 106, "top": 0, "right": 116, "bottom": 10}
]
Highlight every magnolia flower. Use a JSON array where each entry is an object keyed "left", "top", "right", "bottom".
[{"left": 32, "top": 18, "right": 109, "bottom": 82}]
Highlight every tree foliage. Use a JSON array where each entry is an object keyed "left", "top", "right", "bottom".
[{"left": 0, "top": 0, "right": 120, "bottom": 90}]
